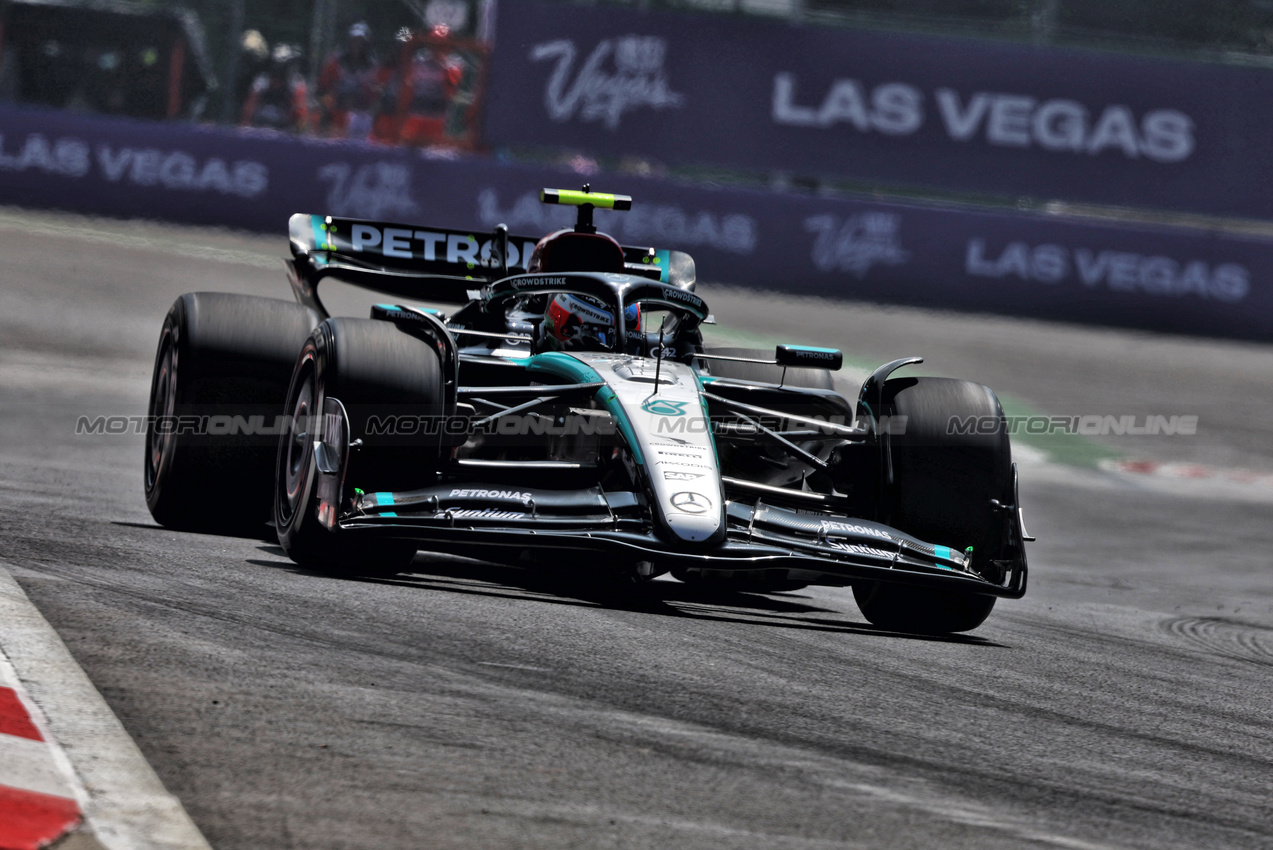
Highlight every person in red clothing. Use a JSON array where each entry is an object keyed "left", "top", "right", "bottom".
[
  {"left": 394, "top": 29, "right": 463, "bottom": 146},
  {"left": 317, "top": 22, "right": 381, "bottom": 139},
  {"left": 241, "top": 44, "right": 308, "bottom": 132}
]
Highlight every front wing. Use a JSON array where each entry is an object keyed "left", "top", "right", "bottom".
[{"left": 341, "top": 482, "right": 1028, "bottom": 598}]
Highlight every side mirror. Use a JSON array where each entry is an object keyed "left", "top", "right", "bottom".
[
  {"left": 668, "top": 250, "right": 696, "bottom": 291},
  {"left": 775, "top": 345, "right": 843, "bottom": 371}
]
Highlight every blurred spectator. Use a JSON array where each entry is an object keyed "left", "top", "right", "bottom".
[
  {"left": 371, "top": 25, "right": 469, "bottom": 147},
  {"left": 241, "top": 43, "right": 308, "bottom": 131},
  {"left": 317, "top": 21, "right": 382, "bottom": 139},
  {"left": 236, "top": 30, "right": 270, "bottom": 114},
  {"left": 395, "top": 30, "right": 464, "bottom": 146},
  {"left": 371, "top": 27, "right": 413, "bottom": 143}
]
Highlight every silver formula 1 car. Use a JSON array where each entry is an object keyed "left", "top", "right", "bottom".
[{"left": 144, "top": 187, "right": 1030, "bottom": 633}]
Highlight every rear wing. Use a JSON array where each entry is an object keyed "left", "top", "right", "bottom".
[{"left": 287, "top": 213, "right": 696, "bottom": 308}]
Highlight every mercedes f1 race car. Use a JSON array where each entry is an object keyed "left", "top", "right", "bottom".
[{"left": 144, "top": 186, "right": 1031, "bottom": 634}]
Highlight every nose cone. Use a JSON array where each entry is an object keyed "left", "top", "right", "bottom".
[
  {"left": 660, "top": 490, "right": 724, "bottom": 544},
  {"left": 561, "top": 352, "right": 727, "bottom": 547},
  {"left": 664, "top": 509, "right": 720, "bottom": 543}
]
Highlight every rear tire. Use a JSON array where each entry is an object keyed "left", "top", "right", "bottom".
[
  {"left": 144, "top": 293, "right": 319, "bottom": 533},
  {"left": 275, "top": 318, "right": 445, "bottom": 577},
  {"left": 853, "top": 377, "right": 1011, "bottom": 634}
]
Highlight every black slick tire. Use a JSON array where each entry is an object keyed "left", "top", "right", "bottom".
[
  {"left": 853, "top": 377, "right": 1011, "bottom": 634},
  {"left": 144, "top": 292, "right": 319, "bottom": 533},
  {"left": 274, "top": 318, "right": 445, "bottom": 577}
]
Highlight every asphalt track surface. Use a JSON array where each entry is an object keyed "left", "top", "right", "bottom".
[{"left": 2, "top": 208, "right": 1271, "bottom": 849}]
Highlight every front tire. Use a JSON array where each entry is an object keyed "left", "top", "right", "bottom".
[
  {"left": 853, "top": 377, "right": 1011, "bottom": 634},
  {"left": 275, "top": 318, "right": 445, "bottom": 577}
]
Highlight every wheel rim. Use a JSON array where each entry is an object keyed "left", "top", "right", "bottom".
[
  {"left": 279, "top": 369, "right": 316, "bottom": 525},
  {"left": 145, "top": 334, "right": 177, "bottom": 491}
]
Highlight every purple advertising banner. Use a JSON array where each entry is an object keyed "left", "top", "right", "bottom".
[
  {"left": 2, "top": 103, "right": 1272, "bottom": 340},
  {"left": 485, "top": 1, "right": 1273, "bottom": 220}
]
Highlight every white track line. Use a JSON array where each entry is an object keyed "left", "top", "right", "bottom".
[{"left": 0, "top": 562, "right": 212, "bottom": 850}]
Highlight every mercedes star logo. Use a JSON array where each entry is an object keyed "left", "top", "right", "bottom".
[
  {"left": 670, "top": 491, "right": 711, "bottom": 514},
  {"left": 641, "top": 398, "right": 689, "bottom": 417}
]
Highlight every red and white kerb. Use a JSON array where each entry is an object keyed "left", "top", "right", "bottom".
[{"left": 0, "top": 664, "right": 80, "bottom": 850}]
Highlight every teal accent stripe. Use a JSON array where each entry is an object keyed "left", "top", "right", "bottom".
[
  {"left": 655, "top": 249, "right": 670, "bottom": 282},
  {"left": 932, "top": 545, "right": 954, "bottom": 570},
  {"left": 787, "top": 345, "right": 839, "bottom": 354},
  {"left": 376, "top": 303, "right": 441, "bottom": 315},
  {"left": 310, "top": 215, "right": 328, "bottom": 251},
  {"left": 602, "top": 388, "right": 644, "bottom": 466},
  {"left": 526, "top": 352, "right": 599, "bottom": 385},
  {"left": 526, "top": 353, "right": 645, "bottom": 466},
  {"left": 371, "top": 492, "right": 394, "bottom": 507},
  {"left": 689, "top": 368, "right": 719, "bottom": 460}
]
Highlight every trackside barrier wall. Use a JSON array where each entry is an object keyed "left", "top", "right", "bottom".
[
  {"left": 485, "top": 0, "right": 1273, "bottom": 220},
  {"left": 2, "top": 102, "right": 1273, "bottom": 340}
]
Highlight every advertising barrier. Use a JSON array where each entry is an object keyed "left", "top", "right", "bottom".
[
  {"left": 484, "top": 0, "right": 1273, "bottom": 220},
  {"left": 2, "top": 102, "right": 1272, "bottom": 340}
]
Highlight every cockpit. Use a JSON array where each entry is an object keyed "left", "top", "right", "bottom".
[{"left": 480, "top": 186, "right": 702, "bottom": 356}]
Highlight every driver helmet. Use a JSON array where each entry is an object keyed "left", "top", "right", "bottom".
[{"left": 542, "top": 294, "right": 642, "bottom": 351}]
